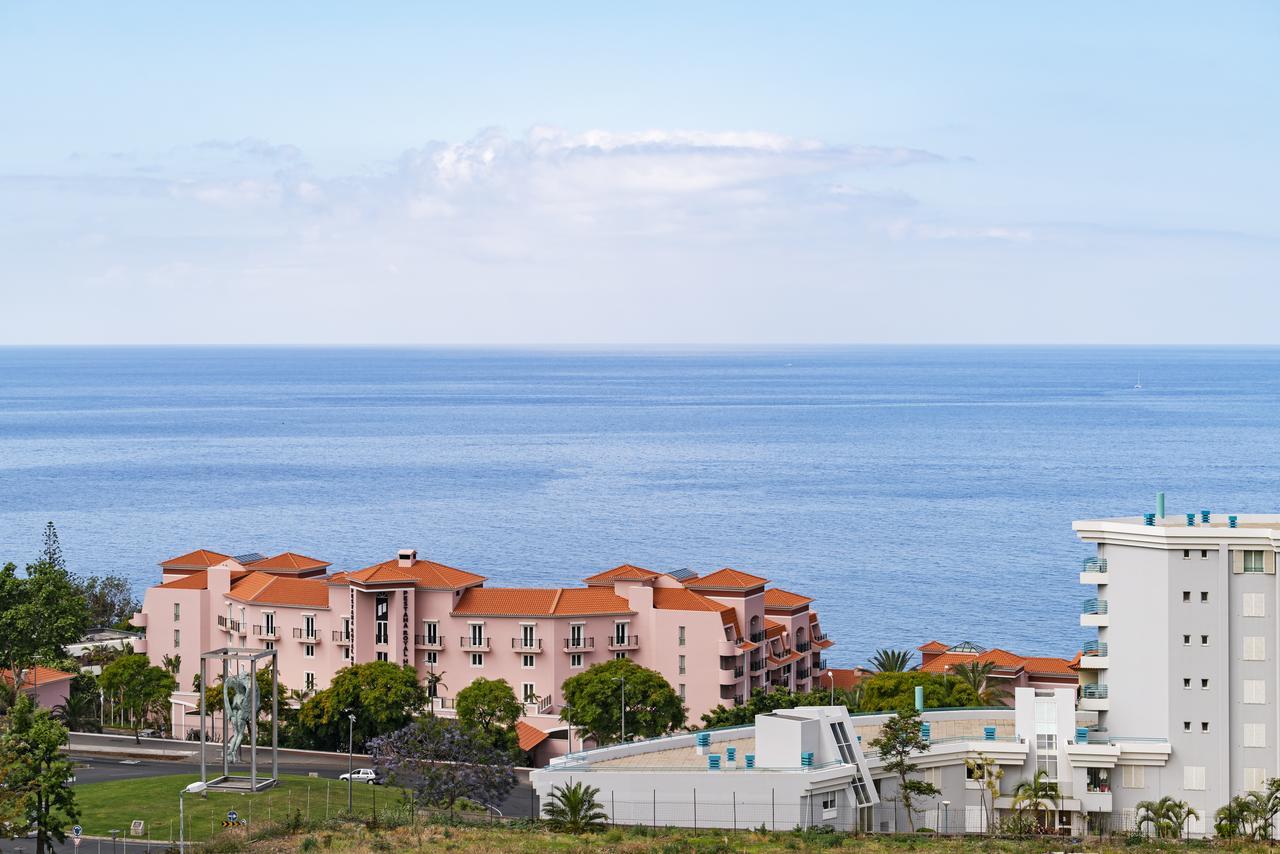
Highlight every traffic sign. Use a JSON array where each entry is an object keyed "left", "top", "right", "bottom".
[
  {"left": 72, "top": 825, "right": 82, "bottom": 837},
  {"left": 73, "top": 839, "right": 81, "bottom": 849},
  {"left": 227, "top": 810, "right": 238, "bottom": 823}
]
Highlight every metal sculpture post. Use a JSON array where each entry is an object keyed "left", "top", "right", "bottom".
[{"left": 199, "top": 647, "right": 279, "bottom": 792}]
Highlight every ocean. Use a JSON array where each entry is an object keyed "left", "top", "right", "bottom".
[{"left": 3, "top": 346, "right": 1280, "bottom": 667}]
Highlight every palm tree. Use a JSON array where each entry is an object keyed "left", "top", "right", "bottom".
[
  {"left": 542, "top": 781, "right": 609, "bottom": 833},
  {"left": 950, "top": 661, "right": 1011, "bottom": 705},
  {"left": 1216, "top": 794, "right": 1264, "bottom": 840},
  {"left": 54, "top": 691, "right": 103, "bottom": 733},
  {"left": 161, "top": 654, "right": 181, "bottom": 676},
  {"left": 1136, "top": 796, "right": 1199, "bottom": 839},
  {"left": 1012, "top": 769, "right": 1060, "bottom": 831},
  {"left": 869, "top": 649, "right": 914, "bottom": 672},
  {"left": 425, "top": 669, "right": 447, "bottom": 716}
]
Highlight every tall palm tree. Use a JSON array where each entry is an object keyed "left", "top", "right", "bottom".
[
  {"left": 950, "top": 661, "right": 1011, "bottom": 705},
  {"left": 54, "top": 691, "right": 103, "bottom": 734},
  {"left": 869, "top": 649, "right": 914, "bottom": 672},
  {"left": 1216, "top": 794, "right": 1264, "bottom": 840},
  {"left": 1136, "top": 796, "right": 1199, "bottom": 839},
  {"left": 1012, "top": 769, "right": 1060, "bottom": 831},
  {"left": 161, "top": 654, "right": 181, "bottom": 676},
  {"left": 542, "top": 781, "right": 609, "bottom": 833},
  {"left": 425, "top": 669, "right": 447, "bottom": 716}
]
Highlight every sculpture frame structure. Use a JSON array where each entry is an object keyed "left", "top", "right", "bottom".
[{"left": 199, "top": 647, "right": 279, "bottom": 792}]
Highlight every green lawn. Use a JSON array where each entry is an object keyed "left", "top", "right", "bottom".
[{"left": 72, "top": 772, "right": 405, "bottom": 843}]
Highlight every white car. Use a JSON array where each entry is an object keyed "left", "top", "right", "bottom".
[{"left": 339, "top": 768, "right": 383, "bottom": 784}]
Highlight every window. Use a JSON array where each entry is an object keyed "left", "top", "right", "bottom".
[
  {"left": 1201, "top": 721, "right": 1210, "bottom": 733},
  {"left": 570, "top": 653, "right": 583, "bottom": 668},
  {"left": 303, "top": 614, "right": 316, "bottom": 639},
  {"left": 174, "top": 629, "right": 181, "bottom": 648},
  {"left": 1245, "top": 723, "right": 1267, "bottom": 748},
  {"left": 1201, "top": 635, "right": 1209, "bottom": 646},
  {"left": 469, "top": 623, "right": 485, "bottom": 647},
  {"left": 522, "top": 654, "right": 535, "bottom": 668},
  {"left": 1201, "top": 591, "right": 1209, "bottom": 603},
  {"left": 678, "top": 655, "right": 686, "bottom": 675},
  {"left": 341, "top": 617, "right": 351, "bottom": 641},
  {"left": 678, "top": 626, "right": 686, "bottom": 646},
  {"left": 920, "top": 767, "right": 941, "bottom": 788},
  {"left": 678, "top": 683, "right": 686, "bottom": 699},
  {"left": 1245, "top": 593, "right": 1267, "bottom": 617},
  {"left": 425, "top": 651, "right": 437, "bottom": 666},
  {"left": 1122, "top": 765, "right": 1145, "bottom": 789},
  {"left": 1183, "top": 549, "right": 1191, "bottom": 559},
  {"left": 830, "top": 722, "right": 856, "bottom": 764},
  {"left": 470, "top": 652, "right": 484, "bottom": 668},
  {"left": 374, "top": 594, "right": 389, "bottom": 644},
  {"left": 422, "top": 620, "right": 437, "bottom": 643},
  {"left": 174, "top": 603, "right": 181, "bottom": 620},
  {"left": 521, "top": 624, "right": 536, "bottom": 649},
  {"left": 821, "top": 792, "right": 838, "bottom": 819},
  {"left": 569, "top": 624, "right": 585, "bottom": 648},
  {"left": 521, "top": 683, "right": 536, "bottom": 703},
  {"left": 304, "top": 644, "right": 314, "bottom": 658},
  {"left": 375, "top": 651, "right": 387, "bottom": 661},
  {"left": 264, "top": 612, "right": 276, "bottom": 635},
  {"left": 1184, "top": 766, "right": 1206, "bottom": 791},
  {"left": 1202, "top": 549, "right": 1209, "bottom": 559},
  {"left": 304, "top": 672, "right": 315, "bottom": 692},
  {"left": 614, "top": 652, "right": 627, "bottom": 660},
  {"left": 265, "top": 641, "right": 275, "bottom": 651},
  {"left": 1183, "top": 678, "right": 1191, "bottom": 689},
  {"left": 1244, "top": 550, "right": 1266, "bottom": 573},
  {"left": 1184, "top": 721, "right": 1191, "bottom": 732},
  {"left": 1201, "top": 678, "right": 1209, "bottom": 690},
  {"left": 342, "top": 646, "right": 349, "bottom": 660},
  {"left": 1245, "top": 767, "right": 1268, "bottom": 790},
  {"left": 1182, "top": 591, "right": 1191, "bottom": 602},
  {"left": 1035, "top": 734, "right": 1058, "bottom": 779},
  {"left": 1245, "top": 636, "right": 1267, "bottom": 660},
  {"left": 614, "top": 622, "right": 629, "bottom": 644},
  {"left": 1245, "top": 680, "right": 1266, "bottom": 704},
  {"left": 1183, "top": 635, "right": 1191, "bottom": 646}
]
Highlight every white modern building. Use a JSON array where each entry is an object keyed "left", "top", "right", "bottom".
[{"left": 1074, "top": 509, "right": 1280, "bottom": 835}]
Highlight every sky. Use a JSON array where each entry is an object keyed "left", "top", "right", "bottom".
[{"left": 1, "top": 2, "right": 1277, "bottom": 345}]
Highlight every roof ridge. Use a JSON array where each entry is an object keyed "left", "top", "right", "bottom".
[{"left": 550, "top": 589, "right": 564, "bottom": 614}]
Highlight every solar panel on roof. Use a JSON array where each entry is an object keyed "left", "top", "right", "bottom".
[
  {"left": 232, "top": 553, "right": 266, "bottom": 564},
  {"left": 667, "top": 567, "right": 697, "bottom": 580}
]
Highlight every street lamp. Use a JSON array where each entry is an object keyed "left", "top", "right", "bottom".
[
  {"left": 941, "top": 800, "right": 950, "bottom": 835},
  {"left": 826, "top": 670, "right": 836, "bottom": 705},
  {"left": 178, "top": 780, "right": 207, "bottom": 852},
  {"left": 613, "top": 677, "right": 626, "bottom": 743},
  {"left": 346, "top": 711, "right": 356, "bottom": 811}
]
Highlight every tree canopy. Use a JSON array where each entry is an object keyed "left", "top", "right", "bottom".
[
  {"left": 74, "top": 574, "right": 142, "bottom": 630},
  {"left": 857, "top": 671, "right": 978, "bottom": 712},
  {"left": 700, "top": 686, "right": 837, "bottom": 728},
  {"left": 0, "top": 560, "right": 90, "bottom": 689},
  {"left": 0, "top": 695, "right": 80, "bottom": 854},
  {"left": 368, "top": 716, "right": 516, "bottom": 812},
  {"left": 559, "top": 658, "right": 685, "bottom": 745},
  {"left": 288, "top": 661, "right": 425, "bottom": 751},
  {"left": 98, "top": 654, "right": 177, "bottom": 743},
  {"left": 456, "top": 677, "right": 522, "bottom": 754}
]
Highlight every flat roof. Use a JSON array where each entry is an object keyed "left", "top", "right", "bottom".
[{"left": 591, "top": 736, "right": 757, "bottom": 770}]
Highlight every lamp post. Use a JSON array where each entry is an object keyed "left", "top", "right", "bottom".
[
  {"left": 563, "top": 703, "right": 573, "bottom": 753},
  {"left": 346, "top": 711, "right": 356, "bottom": 811},
  {"left": 178, "top": 780, "right": 207, "bottom": 852},
  {"left": 613, "top": 677, "right": 626, "bottom": 743},
  {"left": 941, "top": 800, "right": 950, "bottom": 835},
  {"left": 826, "top": 670, "right": 836, "bottom": 705}
]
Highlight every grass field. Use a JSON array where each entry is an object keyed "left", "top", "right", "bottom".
[{"left": 72, "top": 772, "right": 405, "bottom": 843}]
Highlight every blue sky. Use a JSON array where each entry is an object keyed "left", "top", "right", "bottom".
[{"left": 2, "top": 2, "right": 1276, "bottom": 344}]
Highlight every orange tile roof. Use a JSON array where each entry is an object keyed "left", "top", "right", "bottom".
[
  {"left": 651, "top": 587, "right": 729, "bottom": 613},
  {"left": 452, "top": 587, "right": 633, "bottom": 617},
  {"left": 764, "top": 620, "right": 785, "bottom": 639},
  {"left": 917, "top": 643, "right": 1076, "bottom": 677},
  {"left": 687, "top": 568, "right": 767, "bottom": 590},
  {"left": 814, "top": 638, "right": 835, "bottom": 649},
  {"left": 2, "top": 666, "right": 76, "bottom": 687},
  {"left": 817, "top": 667, "right": 872, "bottom": 690},
  {"left": 350, "top": 557, "right": 485, "bottom": 589},
  {"left": 980, "top": 648, "right": 1025, "bottom": 667},
  {"left": 918, "top": 640, "right": 949, "bottom": 653},
  {"left": 158, "top": 571, "right": 210, "bottom": 590},
  {"left": 160, "top": 549, "right": 232, "bottom": 569},
  {"left": 516, "top": 720, "right": 551, "bottom": 752},
  {"left": 763, "top": 588, "right": 813, "bottom": 608},
  {"left": 583, "top": 564, "right": 661, "bottom": 584},
  {"left": 1021, "top": 656, "right": 1078, "bottom": 676},
  {"left": 768, "top": 651, "right": 804, "bottom": 666},
  {"left": 226, "top": 572, "right": 330, "bottom": 608},
  {"left": 251, "top": 552, "right": 331, "bottom": 572}
]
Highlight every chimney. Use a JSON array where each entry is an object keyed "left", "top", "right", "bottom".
[{"left": 398, "top": 549, "right": 416, "bottom": 568}]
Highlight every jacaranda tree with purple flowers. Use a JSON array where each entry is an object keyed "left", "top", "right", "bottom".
[{"left": 368, "top": 716, "right": 517, "bottom": 813}]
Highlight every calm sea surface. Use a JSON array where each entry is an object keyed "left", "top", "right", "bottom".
[{"left": 3, "top": 346, "right": 1279, "bottom": 666}]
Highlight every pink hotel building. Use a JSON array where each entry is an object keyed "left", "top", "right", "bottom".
[{"left": 134, "top": 548, "right": 835, "bottom": 747}]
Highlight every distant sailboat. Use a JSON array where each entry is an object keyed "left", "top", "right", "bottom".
[{"left": 1133, "top": 372, "right": 1143, "bottom": 390}]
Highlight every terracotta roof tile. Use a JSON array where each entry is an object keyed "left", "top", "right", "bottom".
[
  {"left": 686, "top": 568, "right": 768, "bottom": 590},
  {"left": 452, "top": 587, "right": 633, "bottom": 617},
  {"left": 226, "top": 572, "right": 330, "bottom": 608},
  {"left": 817, "top": 667, "right": 872, "bottom": 690},
  {"left": 250, "top": 552, "right": 331, "bottom": 572},
  {"left": 2, "top": 666, "right": 76, "bottom": 687},
  {"left": 158, "top": 572, "right": 209, "bottom": 590},
  {"left": 814, "top": 638, "right": 835, "bottom": 649},
  {"left": 350, "top": 557, "right": 485, "bottom": 589},
  {"left": 918, "top": 640, "right": 949, "bottom": 653},
  {"left": 763, "top": 588, "right": 813, "bottom": 608},
  {"left": 651, "top": 588, "right": 729, "bottom": 613},
  {"left": 160, "top": 549, "right": 232, "bottom": 569},
  {"left": 516, "top": 720, "right": 550, "bottom": 752},
  {"left": 1021, "top": 656, "right": 1078, "bottom": 676},
  {"left": 583, "top": 564, "right": 661, "bottom": 584}
]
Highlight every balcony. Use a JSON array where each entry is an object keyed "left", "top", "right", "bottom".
[
  {"left": 458, "top": 635, "right": 491, "bottom": 652},
  {"left": 332, "top": 630, "right": 351, "bottom": 644},
  {"left": 415, "top": 635, "right": 444, "bottom": 650},
  {"left": 607, "top": 634, "right": 640, "bottom": 651},
  {"left": 816, "top": 657, "right": 829, "bottom": 671},
  {"left": 812, "top": 631, "right": 828, "bottom": 643},
  {"left": 217, "top": 616, "right": 245, "bottom": 634},
  {"left": 796, "top": 666, "right": 811, "bottom": 680},
  {"left": 795, "top": 641, "right": 812, "bottom": 653},
  {"left": 750, "top": 630, "right": 766, "bottom": 643},
  {"left": 1081, "top": 598, "right": 1109, "bottom": 627},
  {"left": 252, "top": 625, "right": 279, "bottom": 640},
  {"left": 1081, "top": 558, "right": 1108, "bottom": 585},
  {"left": 292, "top": 627, "right": 318, "bottom": 642},
  {"left": 750, "top": 656, "right": 765, "bottom": 673},
  {"left": 511, "top": 637, "right": 544, "bottom": 653},
  {"left": 1080, "top": 683, "right": 1110, "bottom": 711},
  {"left": 563, "top": 637, "right": 595, "bottom": 653}
]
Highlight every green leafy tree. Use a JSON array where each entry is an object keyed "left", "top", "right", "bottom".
[
  {"left": 98, "top": 654, "right": 177, "bottom": 743},
  {"left": 1136, "top": 796, "right": 1199, "bottom": 839},
  {"left": 542, "top": 781, "right": 609, "bottom": 833},
  {"left": 869, "top": 649, "right": 914, "bottom": 672},
  {"left": 0, "top": 560, "right": 90, "bottom": 690},
  {"left": 52, "top": 675, "right": 102, "bottom": 734},
  {"left": 700, "top": 686, "right": 836, "bottom": 728},
  {"left": 456, "top": 677, "right": 522, "bottom": 754},
  {"left": 950, "top": 661, "right": 1011, "bottom": 706},
  {"left": 1012, "top": 769, "right": 1061, "bottom": 831},
  {"left": 74, "top": 574, "right": 141, "bottom": 630},
  {"left": 1215, "top": 794, "right": 1264, "bottom": 840},
  {"left": 858, "top": 671, "right": 978, "bottom": 712},
  {"left": 40, "top": 522, "right": 64, "bottom": 570},
  {"left": 287, "top": 661, "right": 426, "bottom": 751},
  {"left": 0, "top": 695, "right": 80, "bottom": 854},
  {"left": 868, "top": 706, "right": 938, "bottom": 831},
  {"left": 559, "top": 658, "right": 685, "bottom": 745}
]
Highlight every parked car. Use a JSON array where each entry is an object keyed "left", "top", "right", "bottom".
[{"left": 338, "top": 768, "right": 383, "bottom": 784}]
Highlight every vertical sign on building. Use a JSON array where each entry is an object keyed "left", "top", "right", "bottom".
[
  {"left": 349, "top": 588, "right": 356, "bottom": 653},
  {"left": 401, "top": 590, "right": 410, "bottom": 667}
]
